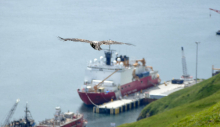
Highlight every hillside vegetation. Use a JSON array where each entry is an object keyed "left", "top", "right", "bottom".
[{"left": 119, "top": 73, "right": 220, "bottom": 127}]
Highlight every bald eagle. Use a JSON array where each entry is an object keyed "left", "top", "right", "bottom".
[{"left": 58, "top": 37, "right": 135, "bottom": 51}]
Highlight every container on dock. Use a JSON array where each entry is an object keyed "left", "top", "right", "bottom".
[{"left": 171, "top": 79, "right": 184, "bottom": 84}]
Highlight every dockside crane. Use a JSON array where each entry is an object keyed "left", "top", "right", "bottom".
[
  {"left": 210, "top": 8, "right": 220, "bottom": 14},
  {"left": 209, "top": 8, "right": 220, "bottom": 35},
  {"left": 212, "top": 65, "right": 220, "bottom": 76},
  {"left": 2, "top": 99, "right": 20, "bottom": 127},
  {"left": 181, "top": 47, "right": 191, "bottom": 80}
]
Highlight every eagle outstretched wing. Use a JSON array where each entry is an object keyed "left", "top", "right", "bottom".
[
  {"left": 99, "top": 40, "right": 135, "bottom": 46},
  {"left": 58, "top": 36, "right": 93, "bottom": 43}
]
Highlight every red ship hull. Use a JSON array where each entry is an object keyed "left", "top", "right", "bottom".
[
  {"left": 78, "top": 90, "right": 116, "bottom": 105},
  {"left": 78, "top": 76, "right": 159, "bottom": 105}
]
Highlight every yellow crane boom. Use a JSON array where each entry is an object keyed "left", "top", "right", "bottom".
[
  {"left": 94, "top": 69, "right": 119, "bottom": 92},
  {"left": 213, "top": 65, "right": 220, "bottom": 70},
  {"left": 133, "top": 58, "right": 146, "bottom": 67}
]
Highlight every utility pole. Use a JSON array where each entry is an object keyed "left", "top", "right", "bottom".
[{"left": 195, "top": 42, "right": 200, "bottom": 84}]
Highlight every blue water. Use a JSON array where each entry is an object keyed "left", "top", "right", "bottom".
[{"left": 0, "top": 0, "right": 220, "bottom": 127}]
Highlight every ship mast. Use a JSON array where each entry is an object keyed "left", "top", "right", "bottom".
[
  {"left": 24, "top": 102, "right": 33, "bottom": 127},
  {"left": 25, "top": 103, "right": 29, "bottom": 127}
]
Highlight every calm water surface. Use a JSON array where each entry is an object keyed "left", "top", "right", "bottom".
[{"left": 0, "top": 0, "right": 220, "bottom": 127}]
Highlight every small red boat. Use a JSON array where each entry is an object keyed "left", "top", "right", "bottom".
[
  {"left": 36, "top": 107, "right": 87, "bottom": 127},
  {"left": 78, "top": 50, "right": 161, "bottom": 105}
]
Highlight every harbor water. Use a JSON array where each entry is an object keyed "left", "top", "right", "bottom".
[{"left": 0, "top": 0, "right": 220, "bottom": 126}]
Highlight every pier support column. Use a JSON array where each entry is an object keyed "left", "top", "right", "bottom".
[
  {"left": 121, "top": 106, "right": 123, "bottom": 112},
  {"left": 115, "top": 108, "right": 119, "bottom": 115},
  {"left": 96, "top": 107, "right": 99, "bottom": 113},
  {"left": 125, "top": 105, "right": 127, "bottom": 111},
  {"left": 93, "top": 107, "right": 96, "bottom": 113},
  {"left": 138, "top": 100, "right": 140, "bottom": 106},
  {"left": 110, "top": 108, "right": 114, "bottom": 115},
  {"left": 133, "top": 102, "right": 136, "bottom": 108},
  {"left": 129, "top": 103, "right": 132, "bottom": 109}
]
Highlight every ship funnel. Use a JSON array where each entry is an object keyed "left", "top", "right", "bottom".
[{"left": 105, "top": 51, "right": 112, "bottom": 65}]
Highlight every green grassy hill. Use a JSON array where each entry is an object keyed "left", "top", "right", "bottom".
[{"left": 119, "top": 73, "right": 220, "bottom": 127}]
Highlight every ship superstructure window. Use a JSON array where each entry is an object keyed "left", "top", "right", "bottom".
[
  {"left": 64, "top": 112, "right": 74, "bottom": 119},
  {"left": 92, "top": 80, "right": 114, "bottom": 87},
  {"left": 153, "top": 74, "right": 157, "bottom": 79},
  {"left": 151, "top": 71, "right": 158, "bottom": 80}
]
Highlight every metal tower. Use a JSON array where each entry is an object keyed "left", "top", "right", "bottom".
[
  {"left": 181, "top": 47, "right": 190, "bottom": 79},
  {"left": 2, "top": 99, "right": 20, "bottom": 127},
  {"left": 24, "top": 103, "right": 34, "bottom": 127}
]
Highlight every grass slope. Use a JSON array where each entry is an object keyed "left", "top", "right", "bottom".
[
  {"left": 119, "top": 74, "right": 220, "bottom": 127},
  {"left": 172, "top": 101, "right": 220, "bottom": 127}
]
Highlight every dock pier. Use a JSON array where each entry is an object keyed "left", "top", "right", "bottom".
[
  {"left": 93, "top": 94, "right": 156, "bottom": 115},
  {"left": 93, "top": 98, "right": 147, "bottom": 115},
  {"left": 93, "top": 80, "right": 198, "bottom": 115}
]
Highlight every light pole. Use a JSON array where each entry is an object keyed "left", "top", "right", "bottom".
[{"left": 195, "top": 42, "right": 200, "bottom": 84}]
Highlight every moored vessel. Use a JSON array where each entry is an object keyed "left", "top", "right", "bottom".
[
  {"left": 78, "top": 49, "right": 161, "bottom": 105},
  {"left": 37, "top": 107, "right": 87, "bottom": 127},
  {"left": 2, "top": 102, "right": 35, "bottom": 127}
]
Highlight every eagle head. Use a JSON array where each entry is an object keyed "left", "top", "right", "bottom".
[{"left": 90, "top": 43, "right": 96, "bottom": 49}]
